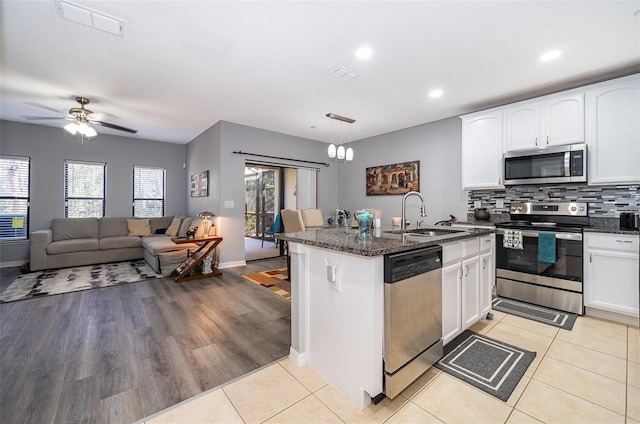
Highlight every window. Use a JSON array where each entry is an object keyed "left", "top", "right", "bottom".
[
  {"left": 0, "top": 156, "right": 29, "bottom": 240},
  {"left": 65, "top": 160, "right": 105, "bottom": 217},
  {"left": 133, "top": 166, "right": 165, "bottom": 217}
]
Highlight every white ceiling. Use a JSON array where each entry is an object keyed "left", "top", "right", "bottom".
[{"left": 1, "top": 1, "right": 639, "bottom": 145}]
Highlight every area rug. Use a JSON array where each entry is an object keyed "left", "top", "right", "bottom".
[
  {"left": 492, "top": 297, "right": 577, "bottom": 330},
  {"left": 242, "top": 268, "right": 291, "bottom": 301},
  {"left": 434, "top": 330, "right": 536, "bottom": 402},
  {"left": 0, "top": 260, "right": 162, "bottom": 303}
]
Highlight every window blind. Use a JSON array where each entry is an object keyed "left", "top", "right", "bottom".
[{"left": 0, "top": 155, "right": 30, "bottom": 240}]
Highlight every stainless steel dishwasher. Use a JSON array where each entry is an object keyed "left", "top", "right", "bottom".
[{"left": 382, "top": 245, "right": 443, "bottom": 399}]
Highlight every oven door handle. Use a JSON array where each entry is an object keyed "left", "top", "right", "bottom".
[{"left": 496, "top": 228, "right": 582, "bottom": 241}]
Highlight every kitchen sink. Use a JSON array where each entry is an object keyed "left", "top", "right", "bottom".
[{"left": 384, "top": 228, "right": 465, "bottom": 237}]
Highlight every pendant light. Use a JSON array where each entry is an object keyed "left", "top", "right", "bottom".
[{"left": 326, "top": 113, "right": 356, "bottom": 162}]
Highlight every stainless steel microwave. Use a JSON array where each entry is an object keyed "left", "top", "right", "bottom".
[{"left": 503, "top": 143, "right": 587, "bottom": 185}]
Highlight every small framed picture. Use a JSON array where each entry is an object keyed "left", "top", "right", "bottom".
[{"left": 190, "top": 170, "right": 209, "bottom": 197}]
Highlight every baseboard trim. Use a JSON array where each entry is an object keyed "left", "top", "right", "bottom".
[
  {"left": 218, "top": 260, "right": 246, "bottom": 269},
  {"left": 0, "top": 260, "right": 27, "bottom": 269},
  {"left": 289, "top": 347, "right": 307, "bottom": 366}
]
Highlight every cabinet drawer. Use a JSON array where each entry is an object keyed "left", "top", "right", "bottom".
[
  {"left": 585, "top": 233, "right": 639, "bottom": 253},
  {"left": 442, "top": 242, "right": 463, "bottom": 265},
  {"left": 462, "top": 238, "right": 480, "bottom": 257},
  {"left": 479, "top": 235, "right": 493, "bottom": 253}
]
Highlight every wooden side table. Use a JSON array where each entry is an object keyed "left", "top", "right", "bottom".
[{"left": 170, "top": 236, "right": 223, "bottom": 282}]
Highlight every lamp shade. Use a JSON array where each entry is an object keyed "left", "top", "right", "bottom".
[
  {"left": 64, "top": 122, "right": 78, "bottom": 135},
  {"left": 346, "top": 147, "right": 354, "bottom": 162},
  {"left": 198, "top": 211, "right": 215, "bottom": 218},
  {"left": 337, "top": 145, "right": 345, "bottom": 160},
  {"left": 328, "top": 143, "right": 336, "bottom": 158}
]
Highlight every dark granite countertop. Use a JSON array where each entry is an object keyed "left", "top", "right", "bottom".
[
  {"left": 276, "top": 226, "right": 495, "bottom": 257},
  {"left": 585, "top": 217, "right": 639, "bottom": 235}
]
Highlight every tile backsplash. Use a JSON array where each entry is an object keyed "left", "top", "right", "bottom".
[{"left": 469, "top": 184, "right": 639, "bottom": 217}]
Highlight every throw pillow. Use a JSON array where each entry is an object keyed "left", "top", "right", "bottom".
[
  {"left": 178, "top": 217, "right": 194, "bottom": 237},
  {"left": 189, "top": 217, "right": 205, "bottom": 238},
  {"left": 165, "top": 217, "right": 182, "bottom": 236},
  {"left": 127, "top": 219, "right": 151, "bottom": 236}
]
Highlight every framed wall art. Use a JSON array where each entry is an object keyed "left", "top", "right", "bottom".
[
  {"left": 366, "top": 161, "right": 420, "bottom": 196},
  {"left": 190, "top": 170, "right": 209, "bottom": 197}
]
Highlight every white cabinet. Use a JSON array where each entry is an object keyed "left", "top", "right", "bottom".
[
  {"left": 441, "top": 236, "right": 490, "bottom": 345},
  {"left": 585, "top": 75, "right": 640, "bottom": 185},
  {"left": 460, "top": 110, "right": 504, "bottom": 190},
  {"left": 479, "top": 235, "right": 495, "bottom": 317},
  {"left": 505, "top": 93, "right": 584, "bottom": 152},
  {"left": 584, "top": 233, "right": 639, "bottom": 322}
]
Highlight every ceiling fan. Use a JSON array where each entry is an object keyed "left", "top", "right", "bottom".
[{"left": 25, "top": 96, "right": 138, "bottom": 137}]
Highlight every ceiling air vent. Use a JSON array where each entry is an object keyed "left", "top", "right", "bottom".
[
  {"left": 330, "top": 66, "right": 359, "bottom": 82},
  {"left": 55, "top": 0, "right": 125, "bottom": 37}
]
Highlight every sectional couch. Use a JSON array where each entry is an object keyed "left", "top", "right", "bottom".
[{"left": 29, "top": 216, "right": 215, "bottom": 275}]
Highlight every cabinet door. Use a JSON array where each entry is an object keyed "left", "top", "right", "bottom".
[
  {"left": 585, "top": 248, "right": 639, "bottom": 317},
  {"left": 442, "top": 261, "right": 462, "bottom": 345},
  {"left": 461, "top": 111, "right": 504, "bottom": 189},
  {"left": 505, "top": 102, "right": 543, "bottom": 151},
  {"left": 480, "top": 251, "right": 494, "bottom": 317},
  {"left": 462, "top": 255, "right": 481, "bottom": 328},
  {"left": 586, "top": 76, "right": 640, "bottom": 185},
  {"left": 545, "top": 93, "right": 584, "bottom": 146}
]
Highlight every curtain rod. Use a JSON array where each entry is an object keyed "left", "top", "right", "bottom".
[{"left": 233, "top": 150, "right": 330, "bottom": 167}]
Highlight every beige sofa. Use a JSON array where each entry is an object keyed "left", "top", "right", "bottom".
[{"left": 29, "top": 216, "right": 212, "bottom": 275}]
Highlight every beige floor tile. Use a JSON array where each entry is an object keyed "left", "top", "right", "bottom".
[
  {"left": 506, "top": 375, "right": 531, "bottom": 407},
  {"left": 628, "top": 418, "right": 640, "bottom": 424},
  {"left": 145, "top": 389, "right": 244, "bottom": 424},
  {"left": 314, "top": 384, "right": 406, "bottom": 424},
  {"left": 501, "top": 314, "right": 560, "bottom": 338},
  {"left": 485, "top": 322, "right": 554, "bottom": 377},
  {"left": 223, "top": 363, "right": 310, "bottom": 424},
  {"left": 532, "top": 356, "right": 626, "bottom": 414},
  {"left": 556, "top": 327, "right": 627, "bottom": 359},
  {"left": 546, "top": 339, "right": 627, "bottom": 382},
  {"left": 629, "top": 385, "right": 640, "bottom": 422},
  {"left": 506, "top": 409, "right": 544, "bottom": 424},
  {"left": 384, "top": 401, "right": 444, "bottom": 424},
  {"left": 263, "top": 395, "right": 343, "bottom": 424},
  {"left": 571, "top": 316, "right": 628, "bottom": 342},
  {"left": 630, "top": 360, "right": 640, "bottom": 389},
  {"left": 411, "top": 373, "right": 512, "bottom": 424},
  {"left": 630, "top": 339, "right": 640, "bottom": 364},
  {"left": 629, "top": 326, "right": 640, "bottom": 345},
  {"left": 279, "top": 358, "right": 328, "bottom": 392},
  {"left": 398, "top": 367, "right": 440, "bottom": 400},
  {"left": 516, "top": 379, "right": 625, "bottom": 423},
  {"left": 470, "top": 315, "right": 502, "bottom": 335}
]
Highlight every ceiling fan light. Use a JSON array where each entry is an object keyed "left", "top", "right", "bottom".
[
  {"left": 64, "top": 122, "right": 78, "bottom": 135},
  {"left": 85, "top": 126, "right": 98, "bottom": 138},
  {"left": 328, "top": 143, "right": 336, "bottom": 158},
  {"left": 346, "top": 147, "right": 354, "bottom": 162},
  {"left": 337, "top": 145, "right": 346, "bottom": 160},
  {"left": 77, "top": 122, "right": 89, "bottom": 135}
]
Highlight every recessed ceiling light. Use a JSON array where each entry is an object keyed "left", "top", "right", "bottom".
[
  {"left": 428, "top": 89, "right": 443, "bottom": 98},
  {"left": 355, "top": 47, "right": 373, "bottom": 59},
  {"left": 540, "top": 50, "right": 562, "bottom": 62}
]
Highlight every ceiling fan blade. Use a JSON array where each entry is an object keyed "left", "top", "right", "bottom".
[
  {"left": 22, "top": 116, "right": 73, "bottom": 121},
  {"left": 25, "top": 102, "right": 66, "bottom": 114},
  {"left": 86, "top": 111, "right": 112, "bottom": 121},
  {"left": 92, "top": 120, "right": 138, "bottom": 134}
]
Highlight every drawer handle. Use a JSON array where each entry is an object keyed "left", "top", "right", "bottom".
[
  {"left": 615, "top": 240, "right": 633, "bottom": 244},
  {"left": 482, "top": 259, "right": 486, "bottom": 269}
]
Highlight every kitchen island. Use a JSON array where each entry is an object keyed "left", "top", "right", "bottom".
[{"left": 276, "top": 225, "right": 494, "bottom": 409}]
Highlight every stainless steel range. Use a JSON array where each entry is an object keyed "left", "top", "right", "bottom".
[{"left": 495, "top": 202, "right": 589, "bottom": 315}]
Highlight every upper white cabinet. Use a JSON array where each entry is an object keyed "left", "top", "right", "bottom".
[
  {"left": 585, "top": 75, "right": 640, "bottom": 185},
  {"left": 460, "top": 110, "right": 504, "bottom": 190},
  {"left": 505, "top": 93, "right": 584, "bottom": 152}
]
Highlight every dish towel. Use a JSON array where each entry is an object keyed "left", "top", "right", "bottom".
[
  {"left": 538, "top": 232, "right": 557, "bottom": 263},
  {"left": 503, "top": 230, "right": 523, "bottom": 250}
]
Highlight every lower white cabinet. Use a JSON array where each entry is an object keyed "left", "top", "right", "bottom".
[
  {"left": 584, "top": 232, "right": 639, "bottom": 320},
  {"left": 441, "top": 236, "right": 494, "bottom": 345}
]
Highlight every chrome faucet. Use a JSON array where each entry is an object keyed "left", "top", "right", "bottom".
[{"left": 401, "top": 191, "right": 427, "bottom": 230}]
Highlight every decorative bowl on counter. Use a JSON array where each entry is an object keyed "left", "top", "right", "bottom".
[{"left": 474, "top": 208, "right": 490, "bottom": 220}]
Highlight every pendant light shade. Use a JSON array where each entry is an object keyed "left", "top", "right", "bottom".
[
  {"left": 328, "top": 143, "right": 336, "bottom": 158},
  {"left": 346, "top": 147, "right": 354, "bottom": 162},
  {"left": 336, "top": 145, "right": 346, "bottom": 160}
]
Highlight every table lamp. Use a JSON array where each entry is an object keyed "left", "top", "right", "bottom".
[{"left": 197, "top": 211, "right": 215, "bottom": 236}]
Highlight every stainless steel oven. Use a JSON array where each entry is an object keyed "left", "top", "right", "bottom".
[{"left": 495, "top": 202, "right": 588, "bottom": 315}]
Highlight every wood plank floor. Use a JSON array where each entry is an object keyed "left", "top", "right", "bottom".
[{"left": 0, "top": 257, "right": 290, "bottom": 424}]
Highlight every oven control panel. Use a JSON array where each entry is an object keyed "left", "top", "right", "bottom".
[{"left": 510, "top": 202, "right": 587, "bottom": 217}]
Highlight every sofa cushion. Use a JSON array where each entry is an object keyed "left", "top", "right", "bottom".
[
  {"left": 141, "top": 235, "right": 198, "bottom": 256},
  {"left": 127, "top": 219, "right": 152, "bottom": 236},
  {"left": 165, "top": 217, "right": 182, "bottom": 237},
  {"left": 178, "top": 217, "right": 194, "bottom": 237},
  {"left": 99, "top": 236, "right": 142, "bottom": 250},
  {"left": 149, "top": 216, "right": 174, "bottom": 234},
  {"left": 99, "top": 217, "right": 129, "bottom": 238},
  {"left": 51, "top": 218, "right": 99, "bottom": 241},
  {"left": 47, "top": 238, "right": 99, "bottom": 255}
]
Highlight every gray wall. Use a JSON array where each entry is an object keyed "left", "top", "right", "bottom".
[
  {"left": 0, "top": 120, "right": 187, "bottom": 266},
  {"left": 186, "top": 121, "right": 338, "bottom": 266},
  {"left": 337, "top": 117, "right": 468, "bottom": 226}
]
